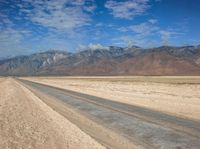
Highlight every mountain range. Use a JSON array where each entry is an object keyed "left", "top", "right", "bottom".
[{"left": 0, "top": 45, "right": 200, "bottom": 76}]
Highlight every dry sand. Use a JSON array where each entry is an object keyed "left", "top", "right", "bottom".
[
  {"left": 24, "top": 76, "right": 200, "bottom": 121},
  {"left": 0, "top": 78, "right": 105, "bottom": 149}
]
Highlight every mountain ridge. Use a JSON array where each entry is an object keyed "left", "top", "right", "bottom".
[{"left": 0, "top": 45, "right": 200, "bottom": 76}]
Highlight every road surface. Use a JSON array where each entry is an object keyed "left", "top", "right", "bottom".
[{"left": 18, "top": 79, "right": 200, "bottom": 149}]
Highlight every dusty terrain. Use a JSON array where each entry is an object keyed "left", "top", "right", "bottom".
[
  {"left": 0, "top": 78, "right": 105, "bottom": 149},
  {"left": 24, "top": 76, "right": 200, "bottom": 121}
]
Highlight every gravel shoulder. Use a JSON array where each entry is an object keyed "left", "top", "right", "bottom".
[{"left": 0, "top": 78, "right": 105, "bottom": 149}]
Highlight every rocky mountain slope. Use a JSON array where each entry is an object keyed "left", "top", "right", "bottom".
[{"left": 0, "top": 45, "right": 200, "bottom": 76}]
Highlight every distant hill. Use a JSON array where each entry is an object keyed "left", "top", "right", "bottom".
[{"left": 0, "top": 45, "right": 200, "bottom": 76}]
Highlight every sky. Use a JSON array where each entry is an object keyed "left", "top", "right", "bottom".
[{"left": 0, "top": 0, "right": 200, "bottom": 57}]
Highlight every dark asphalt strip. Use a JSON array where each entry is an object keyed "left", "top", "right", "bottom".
[{"left": 19, "top": 79, "right": 200, "bottom": 149}]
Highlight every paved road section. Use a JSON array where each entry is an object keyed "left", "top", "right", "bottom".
[{"left": 19, "top": 79, "right": 200, "bottom": 149}]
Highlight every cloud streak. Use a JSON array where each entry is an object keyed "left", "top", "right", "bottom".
[
  {"left": 117, "top": 20, "right": 159, "bottom": 45},
  {"left": 21, "top": 0, "right": 96, "bottom": 33},
  {"left": 115, "top": 19, "right": 183, "bottom": 47},
  {"left": 105, "top": 0, "right": 150, "bottom": 19}
]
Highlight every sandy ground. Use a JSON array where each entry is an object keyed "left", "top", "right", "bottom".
[
  {"left": 0, "top": 78, "right": 105, "bottom": 149},
  {"left": 0, "top": 77, "right": 3, "bottom": 82},
  {"left": 24, "top": 76, "right": 200, "bottom": 121}
]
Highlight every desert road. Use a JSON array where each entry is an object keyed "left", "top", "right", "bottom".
[{"left": 18, "top": 79, "right": 200, "bottom": 149}]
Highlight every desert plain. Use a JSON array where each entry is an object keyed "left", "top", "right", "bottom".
[{"left": 1, "top": 76, "right": 200, "bottom": 149}]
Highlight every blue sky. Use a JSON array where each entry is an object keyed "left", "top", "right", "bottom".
[{"left": 0, "top": 0, "right": 200, "bottom": 57}]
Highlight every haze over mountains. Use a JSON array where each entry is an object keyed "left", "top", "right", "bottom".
[{"left": 0, "top": 45, "right": 200, "bottom": 76}]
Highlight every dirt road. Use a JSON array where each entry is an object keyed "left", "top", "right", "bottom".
[
  {"left": 18, "top": 79, "right": 200, "bottom": 149},
  {"left": 0, "top": 78, "right": 105, "bottom": 149},
  {"left": 23, "top": 76, "right": 200, "bottom": 121}
]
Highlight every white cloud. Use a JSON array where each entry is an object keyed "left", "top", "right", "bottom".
[
  {"left": 114, "top": 20, "right": 160, "bottom": 47},
  {"left": 159, "top": 30, "right": 177, "bottom": 45},
  {"left": 0, "top": 0, "right": 97, "bottom": 49},
  {"left": 112, "top": 35, "right": 160, "bottom": 48},
  {"left": 95, "top": 23, "right": 104, "bottom": 27},
  {"left": 118, "top": 36, "right": 137, "bottom": 48},
  {"left": 18, "top": 0, "right": 96, "bottom": 34},
  {"left": 0, "top": 0, "right": 97, "bottom": 56},
  {"left": 112, "top": 36, "right": 143, "bottom": 47},
  {"left": 105, "top": 0, "right": 150, "bottom": 19},
  {"left": 118, "top": 27, "right": 129, "bottom": 32},
  {"left": 148, "top": 19, "right": 158, "bottom": 24},
  {"left": 117, "top": 20, "right": 185, "bottom": 47},
  {"left": 130, "top": 22, "right": 158, "bottom": 36},
  {"left": 114, "top": 22, "right": 185, "bottom": 47},
  {"left": 0, "top": 28, "right": 32, "bottom": 57},
  {"left": 0, "top": 29, "right": 22, "bottom": 43},
  {"left": 118, "top": 20, "right": 159, "bottom": 38},
  {"left": 88, "top": 43, "right": 109, "bottom": 50},
  {"left": 78, "top": 43, "right": 109, "bottom": 51}
]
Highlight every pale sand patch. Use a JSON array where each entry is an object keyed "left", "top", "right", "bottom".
[
  {"left": 0, "top": 78, "right": 105, "bottom": 149},
  {"left": 0, "top": 77, "right": 4, "bottom": 81},
  {"left": 24, "top": 77, "right": 200, "bottom": 121}
]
